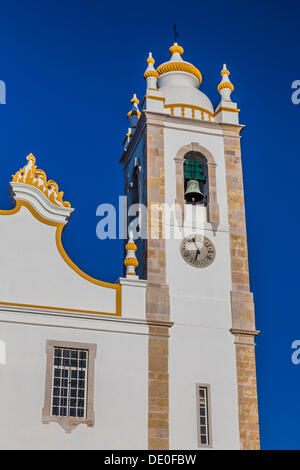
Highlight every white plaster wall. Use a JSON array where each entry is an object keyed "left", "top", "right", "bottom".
[
  {"left": 163, "top": 123, "right": 233, "bottom": 321},
  {"left": 169, "top": 324, "right": 240, "bottom": 450},
  {"left": 0, "top": 207, "right": 117, "bottom": 314},
  {"left": 166, "top": 231, "right": 231, "bottom": 309},
  {"left": 120, "top": 280, "right": 147, "bottom": 321},
  {"left": 0, "top": 312, "right": 148, "bottom": 450},
  {"left": 163, "top": 122, "right": 240, "bottom": 449}
]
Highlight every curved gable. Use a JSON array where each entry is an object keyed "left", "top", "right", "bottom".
[{"left": 0, "top": 155, "right": 121, "bottom": 316}]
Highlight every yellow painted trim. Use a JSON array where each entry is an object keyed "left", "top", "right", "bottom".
[
  {"left": 141, "top": 94, "right": 165, "bottom": 107},
  {"left": 157, "top": 61, "right": 202, "bottom": 85},
  {"left": 0, "top": 199, "right": 122, "bottom": 316},
  {"left": 144, "top": 70, "right": 159, "bottom": 80},
  {"left": 217, "top": 82, "right": 234, "bottom": 93},
  {"left": 124, "top": 257, "right": 139, "bottom": 268},
  {"left": 12, "top": 153, "right": 71, "bottom": 208},
  {"left": 131, "top": 94, "right": 139, "bottom": 105},
  {"left": 0, "top": 300, "right": 120, "bottom": 317},
  {"left": 164, "top": 103, "right": 214, "bottom": 119},
  {"left": 147, "top": 53, "right": 155, "bottom": 65},
  {"left": 144, "top": 95, "right": 165, "bottom": 101},
  {"left": 169, "top": 42, "right": 184, "bottom": 56},
  {"left": 214, "top": 107, "right": 240, "bottom": 116},
  {"left": 127, "top": 110, "right": 141, "bottom": 119},
  {"left": 125, "top": 242, "right": 137, "bottom": 251},
  {"left": 0, "top": 200, "right": 22, "bottom": 215}
]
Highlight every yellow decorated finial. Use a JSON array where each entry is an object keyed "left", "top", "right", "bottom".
[
  {"left": 221, "top": 64, "right": 230, "bottom": 76},
  {"left": 169, "top": 42, "right": 184, "bottom": 56},
  {"left": 11, "top": 153, "right": 71, "bottom": 208},
  {"left": 156, "top": 41, "right": 202, "bottom": 85},
  {"left": 124, "top": 230, "right": 139, "bottom": 278},
  {"left": 217, "top": 64, "right": 234, "bottom": 97},
  {"left": 131, "top": 93, "right": 139, "bottom": 105},
  {"left": 144, "top": 53, "right": 158, "bottom": 82},
  {"left": 127, "top": 94, "right": 141, "bottom": 120},
  {"left": 147, "top": 52, "right": 155, "bottom": 65}
]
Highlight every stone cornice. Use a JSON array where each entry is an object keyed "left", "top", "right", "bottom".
[
  {"left": 230, "top": 328, "right": 260, "bottom": 337},
  {"left": 120, "top": 111, "right": 245, "bottom": 166},
  {"left": 10, "top": 182, "right": 74, "bottom": 224},
  {"left": 0, "top": 303, "right": 173, "bottom": 330}
]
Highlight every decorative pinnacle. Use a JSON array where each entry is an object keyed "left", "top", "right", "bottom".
[
  {"left": 131, "top": 93, "right": 139, "bottom": 105},
  {"left": 169, "top": 42, "right": 184, "bottom": 56},
  {"left": 217, "top": 63, "right": 234, "bottom": 96},
  {"left": 147, "top": 52, "right": 155, "bottom": 65},
  {"left": 127, "top": 94, "right": 141, "bottom": 120},
  {"left": 124, "top": 230, "right": 139, "bottom": 278},
  {"left": 144, "top": 53, "right": 158, "bottom": 81},
  {"left": 221, "top": 64, "right": 230, "bottom": 76},
  {"left": 11, "top": 153, "right": 71, "bottom": 208}
]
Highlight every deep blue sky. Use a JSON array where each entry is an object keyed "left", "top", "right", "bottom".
[{"left": 0, "top": 0, "right": 299, "bottom": 449}]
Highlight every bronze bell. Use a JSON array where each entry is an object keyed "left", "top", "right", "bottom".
[{"left": 184, "top": 179, "right": 205, "bottom": 203}]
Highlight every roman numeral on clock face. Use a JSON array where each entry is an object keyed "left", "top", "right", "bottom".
[{"left": 180, "top": 234, "right": 216, "bottom": 268}]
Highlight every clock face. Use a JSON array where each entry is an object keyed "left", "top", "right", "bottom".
[{"left": 180, "top": 234, "right": 216, "bottom": 268}]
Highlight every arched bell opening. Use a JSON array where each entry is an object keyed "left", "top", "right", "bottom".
[{"left": 183, "top": 152, "right": 209, "bottom": 206}]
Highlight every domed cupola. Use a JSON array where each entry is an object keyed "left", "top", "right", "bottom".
[
  {"left": 157, "top": 42, "right": 202, "bottom": 88},
  {"left": 125, "top": 40, "right": 240, "bottom": 143},
  {"left": 155, "top": 42, "right": 214, "bottom": 120}
]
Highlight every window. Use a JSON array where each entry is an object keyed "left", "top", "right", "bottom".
[
  {"left": 52, "top": 347, "right": 88, "bottom": 418},
  {"left": 42, "top": 340, "right": 96, "bottom": 433},
  {"left": 196, "top": 384, "right": 212, "bottom": 448},
  {"left": 184, "top": 152, "right": 209, "bottom": 206}
]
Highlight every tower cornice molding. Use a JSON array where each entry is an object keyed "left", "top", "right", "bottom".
[
  {"left": 143, "top": 110, "right": 244, "bottom": 134},
  {"left": 120, "top": 111, "right": 245, "bottom": 166}
]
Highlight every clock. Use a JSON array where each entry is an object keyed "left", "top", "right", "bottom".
[{"left": 180, "top": 234, "right": 216, "bottom": 268}]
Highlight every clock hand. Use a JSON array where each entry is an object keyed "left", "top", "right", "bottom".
[{"left": 195, "top": 249, "right": 200, "bottom": 260}]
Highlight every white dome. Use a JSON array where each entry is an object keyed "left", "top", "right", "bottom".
[
  {"left": 155, "top": 44, "right": 214, "bottom": 116},
  {"left": 158, "top": 71, "right": 214, "bottom": 115}
]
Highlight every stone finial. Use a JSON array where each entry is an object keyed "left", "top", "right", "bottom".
[
  {"left": 124, "top": 230, "right": 139, "bottom": 278},
  {"left": 217, "top": 64, "right": 234, "bottom": 101}
]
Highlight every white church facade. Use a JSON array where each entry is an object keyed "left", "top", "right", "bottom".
[{"left": 0, "top": 42, "right": 260, "bottom": 450}]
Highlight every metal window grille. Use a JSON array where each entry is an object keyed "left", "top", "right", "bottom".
[
  {"left": 51, "top": 347, "right": 88, "bottom": 419},
  {"left": 197, "top": 385, "right": 210, "bottom": 446}
]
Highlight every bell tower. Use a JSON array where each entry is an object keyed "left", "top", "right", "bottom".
[{"left": 120, "top": 42, "right": 260, "bottom": 450}]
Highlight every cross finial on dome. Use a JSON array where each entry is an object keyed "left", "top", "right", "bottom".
[
  {"left": 217, "top": 64, "right": 234, "bottom": 101},
  {"left": 173, "top": 24, "right": 179, "bottom": 43}
]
